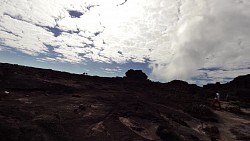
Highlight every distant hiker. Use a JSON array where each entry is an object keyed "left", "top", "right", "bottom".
[
  {"left": 226, "top": 94, "right": 230, "bottom": 102},
  {"left": 212, "top": 93, "right": 221, "bottom": 110},
  {"left": 216, "top": 93, "right": 220, "bottom": 101}
]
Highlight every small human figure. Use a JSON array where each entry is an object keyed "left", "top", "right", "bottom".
[
  {"left": 212, "top": 93, "right": 221, "bottom": 110},
  {"left": 216, "top": 93, "right": 220, "bottom": 101}
]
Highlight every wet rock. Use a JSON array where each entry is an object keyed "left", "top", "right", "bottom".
[
  {"left": 54, "top": 114, "right": 61, "bottom": 120},
  {"left": 185, "top": 104, "right": 218, "bottom": 122},
  {"left": 203, "top": 126, "right": 219, "bottom": 141},
  {"left": 225, "top": 105, "right": 241, "bottom": 113},
  {"left": 73, "top": 109, "right": 78, "bottom": 113},
  {"left": 172, "top": 118, "right": 190, "bottom": 128},
  {"left": 130, "top": 126, "right": 145, "bottom": 132},
  {"left": 156, "top": 125, "right": 183, "bottom": 141},
  {"left": 189, "top": 134, "right": 202, "bottom": 141},
  {"left": 230, "top": 124, "right": 250, "bottom": 140},
  {"left": 78, "top": 104, "right": 86, "bottom": 111}
]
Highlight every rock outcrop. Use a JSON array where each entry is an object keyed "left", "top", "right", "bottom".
[{"left": 125, "top": 69, "right": 148, "bottom": 80}]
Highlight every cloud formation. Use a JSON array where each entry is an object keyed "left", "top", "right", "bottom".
[
  {"left": 149, "top": 0, "right": 250, "bottom": 83},
  {"left": 0, "top": 0, "right": 250, "bottom": 84}
]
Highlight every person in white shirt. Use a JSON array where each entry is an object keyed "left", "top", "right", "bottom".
[{"left": 212, "top": 92, "right": 221, "bottom": 110}]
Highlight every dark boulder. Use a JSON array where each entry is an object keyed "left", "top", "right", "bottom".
[{"left": 125, "top": 69, "right": 148, "bottom": 80}]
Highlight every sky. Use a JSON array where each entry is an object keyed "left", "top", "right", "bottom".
[{"left": 0, "top": 0, "right": 250, "bottom": 85}]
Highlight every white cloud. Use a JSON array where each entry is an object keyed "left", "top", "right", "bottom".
[
  {"left": 101, "top": 67, "right": 122, "bottom": 74},
  {"left": 0, "top": 0, "right": 250, "bottom": 84},
  {"left": 0, "top": 14, "right": 51, "bottom": 55},
  {"left": 149, "top": 0, "right": 250, "bottom": 82}
]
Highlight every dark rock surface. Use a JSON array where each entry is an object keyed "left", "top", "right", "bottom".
[{"left": 0, "top": 63, "right": 250, "bottom": 141}]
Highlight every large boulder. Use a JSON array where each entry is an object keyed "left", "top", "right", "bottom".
[{"left": 125, "top": 69, "right": 148, "bottom": 80}]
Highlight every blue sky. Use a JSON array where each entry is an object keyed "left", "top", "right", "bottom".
[
  {"left": 0, "top": 47, "right": 150, "bottom": 78},
  {"left": 1, "top": 0, "right": 250, "bottom": 85}
]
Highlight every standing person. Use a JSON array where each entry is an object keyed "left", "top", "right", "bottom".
[
  {"left": 212, "top": 93, "right": 221, "bottom": 110},
  {"left": 216, "top": 93, "right": 220, "bottom": 101}
]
